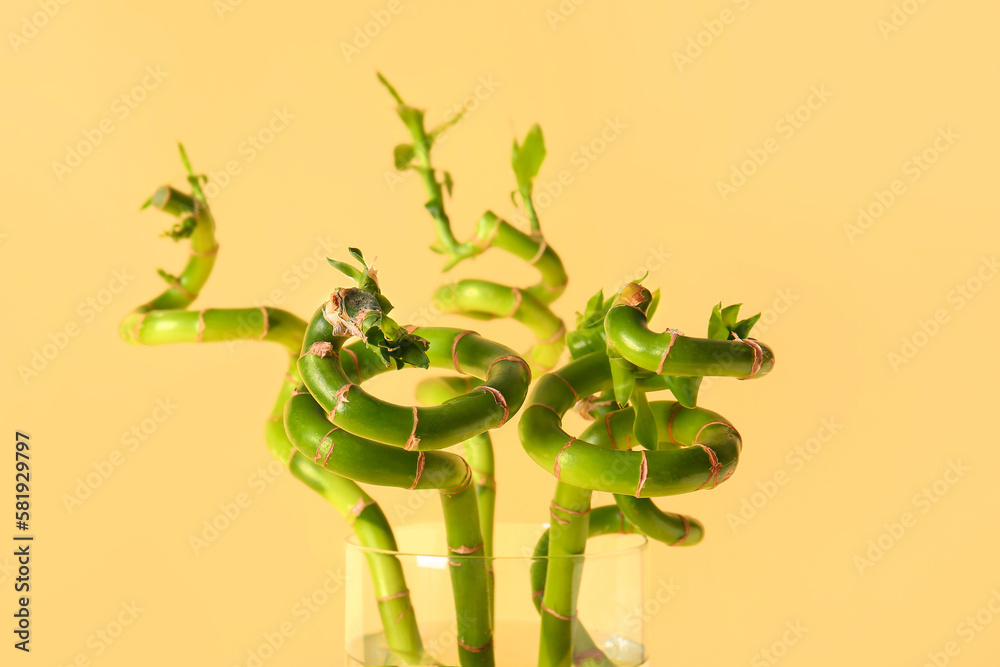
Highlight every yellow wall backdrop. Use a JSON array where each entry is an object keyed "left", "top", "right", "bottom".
[{"left": 3, "top": 0, "right": 999, "bottom": 665}]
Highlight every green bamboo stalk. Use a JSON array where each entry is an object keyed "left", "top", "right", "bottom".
[
  {"left": 530, "top": 505, "right": 636, "bottom": 667},
  {"left": 520, "top": 278, "right": 773, "bottom": 665},
  {"left": 529, "top": 365, "right": 606, "bottom": 667},
  {"left": 519, "top": 352, "right": 745, "bottom": 498},
  {"left": 280, "top": 433, "right": 428, "bottom": 664},
  {"left": 284, "top": 366, "right": 498, "bottom": 667},
  {"left": 292, "top": 267, "right": 532, "bottom": 667},
  {"left": 537, "top": 480, "right": 593, "bottom": 667},
  {"left": 603, "top": 284, "right": 774, "bottom": 381},
  {"left": 530, "top": 505, "right": 637, "bottom": 605},
  {"left": 379, "top": 74, "right": 567, "bottom": 375},
  {"left": 585, "top": 405, "right": 706, "bottom": 546},
  {"left": 532, "top": 397, "right": 710, "bottom": 666},
  {"left": 440, "top": 478, "right": 495, "bottom": 665},
  {"left": 120, "top": 146, "right": 431, "bottom": 665},
  {"left": 297, "top": 307, "right": 529, "bottom": 450},
  {"left": 431, "top": 279, "right": 564, "bottom": 373},
  {"left": 415, "top": 376, "right": 496, "bottom": 622},
  {"left": 474, "top": 212, "right": 567, "bottom": 306},
  {"left": 377, "top": 73, "right": 464, "bottom": 257}
]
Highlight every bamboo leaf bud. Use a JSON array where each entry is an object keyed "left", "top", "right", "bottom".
[
  {"left": 566, "top": 289, "right": 614, "bottom": 360},
  {"left": 322, "top": 288, "right": 429, "bottom": 370},
  {"left": 708, "top": 302, "right": 762, "bottom": 341},
  {"left": 428, "top": 109, "right": 465, "bottom": 143},
  {"left": 156, "top": 268, "right": 179, "bottom": 284},
  {"left": 511, "top": 124, "right": 546, "bottom": 196},
  {"left": 609, "top": 352, "right": 636, "bottom": 407},
  {"left": 646, "top": 288, "right": 661, "bottom": 320},
  {"left": 393, "top": 143, "right": 415, "bottom": 170},
  {"left": 631, "top": 390, "right": 658, "bottom": 450}
]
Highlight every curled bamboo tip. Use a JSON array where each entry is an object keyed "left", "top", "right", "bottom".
[{"left": 620, "top": 282, "right": 651, "bottom": 308}]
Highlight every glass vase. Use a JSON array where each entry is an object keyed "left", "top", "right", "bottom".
[{"left": 345, "top": 522, "right": 650, "bottom": 666}]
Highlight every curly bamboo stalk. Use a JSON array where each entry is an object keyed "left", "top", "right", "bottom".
[
  {"left": 119, "top": 146, "right": 431, "bottom": 664},
  {"left": 379, "top": 74, "right": 567, "bottom": 374},
  {"left": 520, "top": 282, "right": 774, "bottom": 666}
]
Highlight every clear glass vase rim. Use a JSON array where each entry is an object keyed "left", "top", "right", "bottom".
[{"left": 345, "top": 522, "right": 648, "bottom": 560}]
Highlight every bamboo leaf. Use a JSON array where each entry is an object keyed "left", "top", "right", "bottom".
[
  {"left": 664, "top": 375, "right": 701, "bottom": 409},
  {"left": 156, "top": 268, "right": 178, "bottom": 284},
  {"left": 178, "top": 143, "right": 194, "bottom": 176},
  {"left": 428, "top": 109, "right": 465, "bottom": 143},
  {"left": 568, "top": 289, "right": 615, "bottom": 359},
  {"left": 398, "top": 339, "right": 431, "bottom": 370},
  {"left": 720, "top": 303, "right": 742, "bottom": 329},
  {"left": 732, "top": 313, "right": 761, "bottom": 339},
  {"left": 375, "top": 293, "right": 394, "bottom": 315},
  {"left": 646, "top": 289, "right": 661, "bottom": 320},
  {"left": 708, "top": 301, "right": 760, "bottom": 340},
  {"left": 376, "top": 72, "right": 405, "bottom": 105},
  {"left": 424, "top": 200, "right": 443, "bottom": 221},
  {"left": 393, "top": 144, "right": 415, "bottom": 170},
  {"left": 327, "top": 258, "right": 363, "bottom": 283},
  {"left": 584, "top": 289, "right": 604, "bottom": 317},
  {"left": 632, "top": 391, "right": 658, "bottom": 450},
  {"left": 396, "top": 105, "right": 425, "bottom": 137},
  {"left": 161, "top": 216, "right": 197, "bottom": 241},
  {"left": 511, "top": 124, "right": 546, "bottom": 194},
  {"left": 707, "top": 302, "right": 728, "bottom": 340},
  {"left": 610, "top": 354, "right": 636, "bottom": 407}
]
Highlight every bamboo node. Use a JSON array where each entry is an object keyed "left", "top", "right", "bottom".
[
  {"left": 656, "top": 329, "right": 683, "bottom": 374},
  {"left": 635, "top": 450, "right": 649, "bottom": 497},
  {"left": 479, "top": 386, "right": 509, "bottom": 426}
]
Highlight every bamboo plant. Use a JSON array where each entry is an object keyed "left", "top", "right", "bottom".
[{"left": 119, "top": 75, "right": 774, "bottom": 667}]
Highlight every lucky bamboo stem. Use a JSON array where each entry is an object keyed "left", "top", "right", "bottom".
[
  {"left": 519, "top": 278, "right": 774, "bottom": 665},
  {"left": 440, "top": 478, "right": 495, "bottom": 665},
  {"left": 537, "top": 481, "right": 593, "bottom": 667},
  {"left": 379, "top": 75, "right": 567, "bottom": 375},
  {"left": 291, "top": 276, "right": 531, "bottom": 667},
  {"left": 415, "top": 376, "right": 496, "bottom": 622},
  {"left": 530, "top": 504, "right": 636, "bottom": 667},
  {"left": 120, "top": 146, "right": 430, "bottom": 664}
]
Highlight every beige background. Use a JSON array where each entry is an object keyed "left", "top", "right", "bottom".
[{"left": 3, "top": 0, "right": 999, "bottom": 665}]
